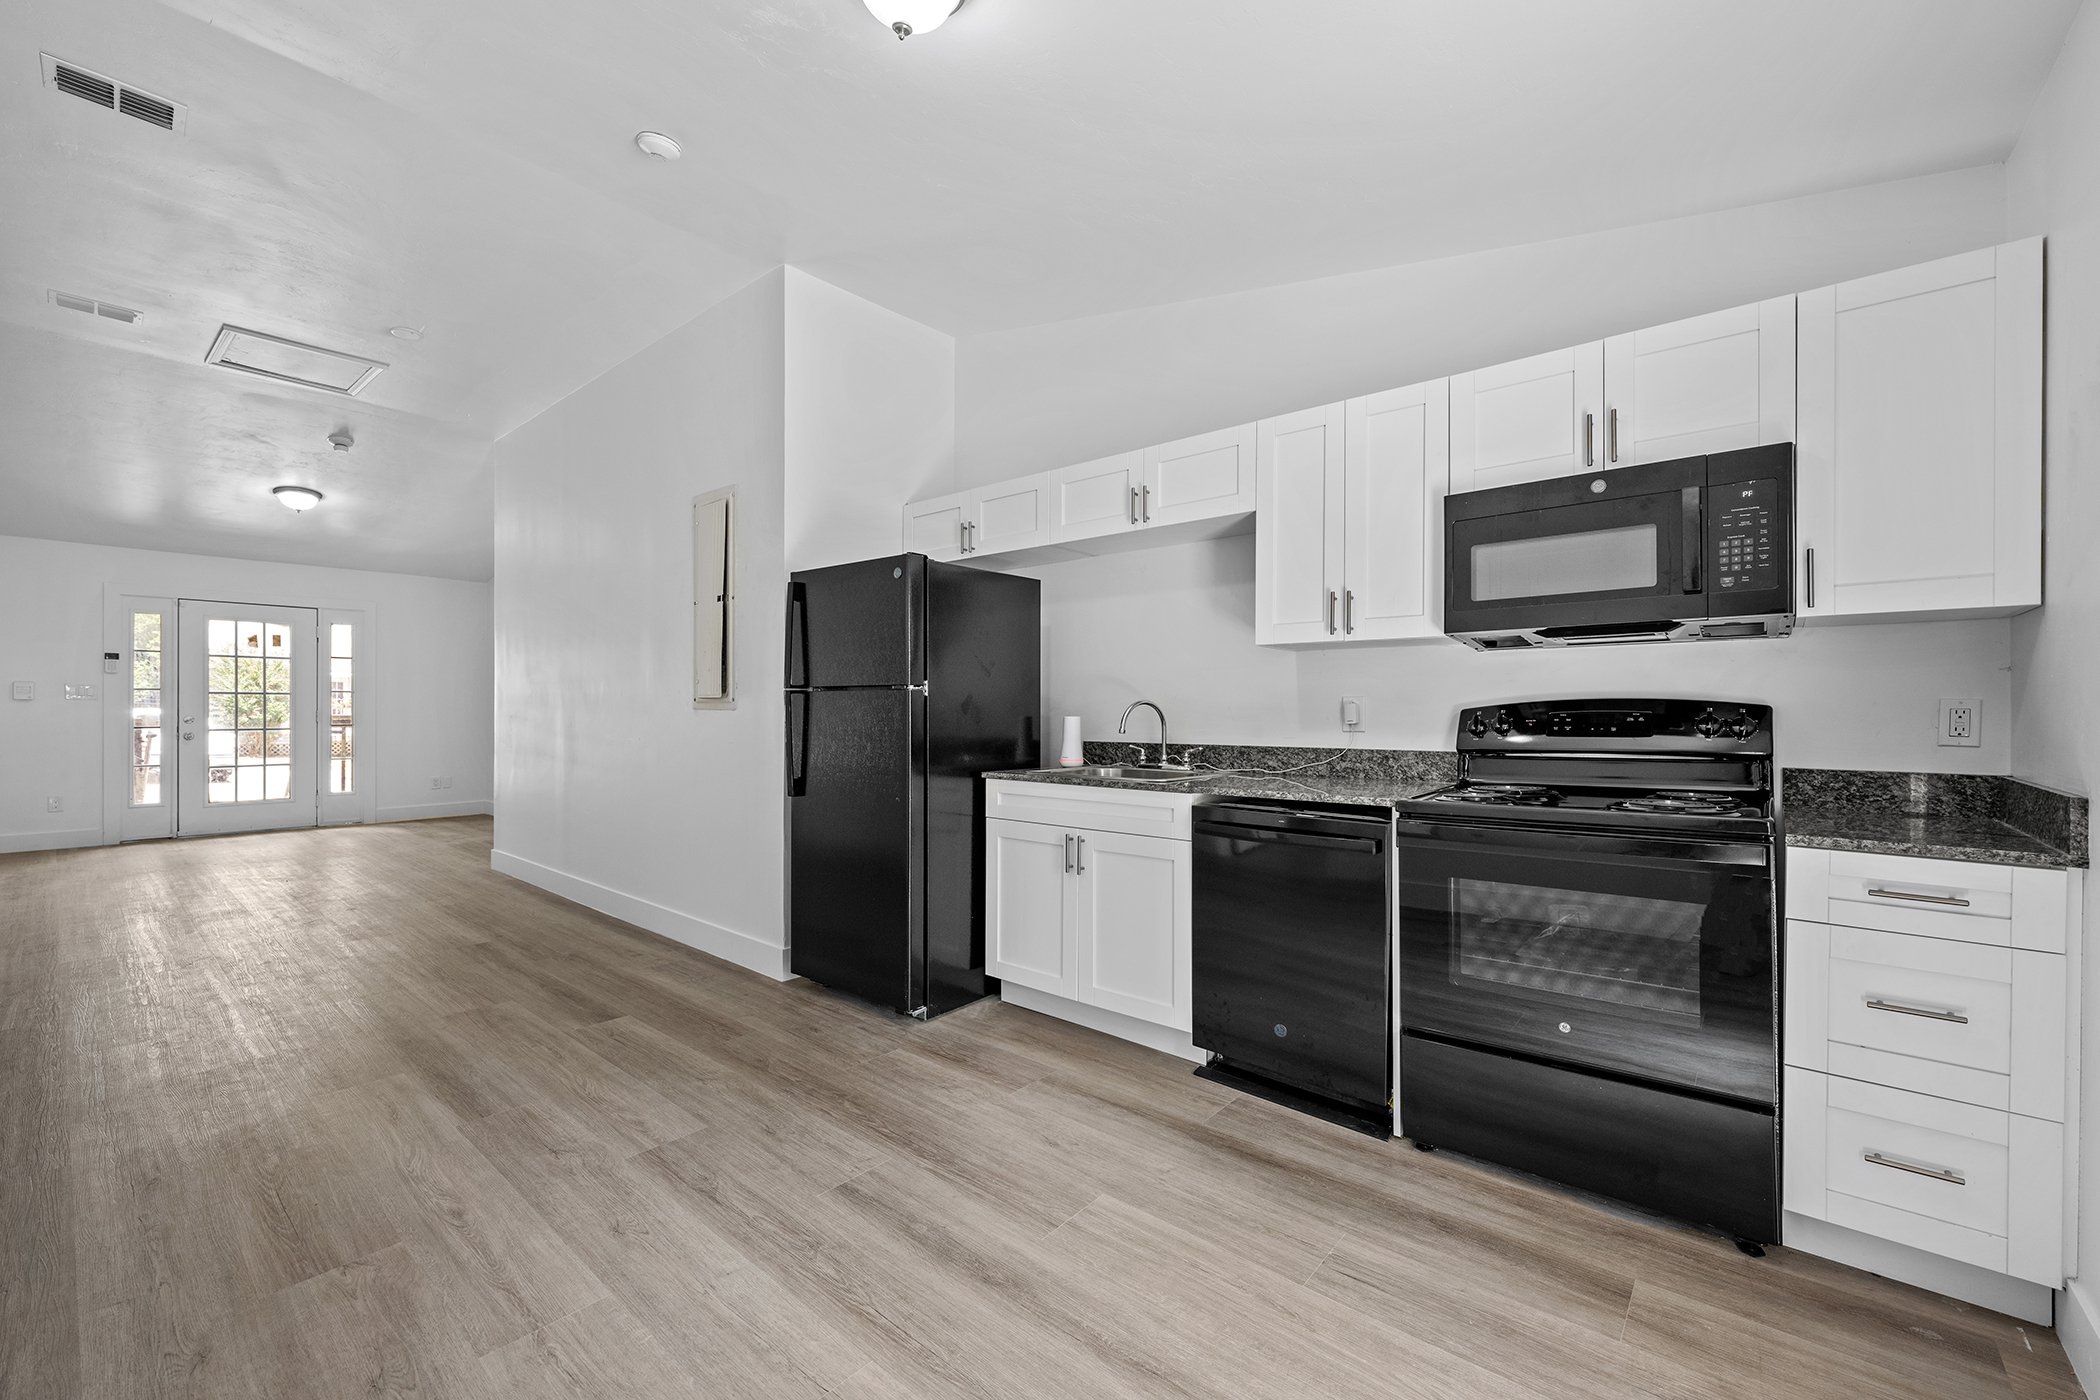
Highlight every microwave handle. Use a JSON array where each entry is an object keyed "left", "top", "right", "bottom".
[{"left": 1681, "top": 488, "right": 1703, "bottom": 594}]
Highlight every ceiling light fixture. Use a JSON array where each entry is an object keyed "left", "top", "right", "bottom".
[
  {"left": 634, "top": 131, "right": 682, "bottom": 161},
  {"left": 863, "top": 0, "right": 963, "bottom": 39},
  {"left": 388, "top": 325, "right": 424, "bottom": 341},
  {"left": 273, "top": 485, "right": 324, "bottom": 511}
]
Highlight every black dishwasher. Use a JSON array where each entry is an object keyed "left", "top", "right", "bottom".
[{"left": 1192, "top": 801, "right": 1391, "bottom": 1136}]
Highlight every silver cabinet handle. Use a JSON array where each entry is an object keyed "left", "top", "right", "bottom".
[
  {"left": 959, "top": 521, "right": 971, "bottom": 554},
  {"left": 1865, "top": 887, "right": 1971, "bottom": 907},
  {"left": 1343, "top": 590, "right": 1355, "bottom": 634},
  {"left": 1075, "top": 835, "right": 1085, "bottom": 875},
  {"left": 1326, "top": 591, "right": 1338, "bottom": 635},
  {"left": 1608, "top": 407, "right": 1619, "bottom": 463},
  {"left": 1864, "top": 1151, "right": 1965, "bottom": 1186},
  {"left": 1140, "top": 484, "right": 1151, "bottom": 522},
  {"left": 1129, "top": 486, "right": 1140, "bottom": 525},
  {"left": 1064, "top": 832, "right": 1075, "bottom": 874},
  {"left": 1584, "top": 411, "right": 1595, "bottom": 467},
  {"left": 1865, "top": 997, "right": 1969, "bottom": 1024},
  {"left": 1805, "top": 546, "right": 1816, "bottom": 609}
]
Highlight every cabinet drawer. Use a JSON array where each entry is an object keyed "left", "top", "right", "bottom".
[
  {"left": 1827, "top": 851, "right": 2012, "bottom": 938},
  {"left": 1824, "top": 1078, "right": 2008, "bottom": 1238},
  {"left": 1826, "top": 926, "right": 2010, "bottom": 1075},
  {"left": 984, "top": 780, "right": 1193, "bottom": 841}
]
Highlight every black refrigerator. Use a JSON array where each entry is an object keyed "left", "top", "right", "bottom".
[{"left": 785, "top": 553, "right": 1041, "bottom": 1019}]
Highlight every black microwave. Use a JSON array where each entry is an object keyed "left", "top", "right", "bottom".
[{"left": 1443, "top": 444, "right": 1794, "bottom": 649}]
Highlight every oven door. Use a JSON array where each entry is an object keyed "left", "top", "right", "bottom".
[
  {"left": 1444, "top": 460, "right": 1705, "bottom": 639},
  {"left": 1395, "top": 818, "right": 1775, "bottom": 1105}
]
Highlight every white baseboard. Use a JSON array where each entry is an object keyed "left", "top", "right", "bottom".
[
  {"left": 2059, "top": 1278, "right": 2099, "bottom": 1390},
  {"left": 1782, "top": 1211, "right": 2054, "bottom": 1325},
  {"left": 1000, "top": 981, "right": 1203, "bottom": 1063},
  {"left": 377, "top": 799, "right": 493, "bottom": 822},
  {"left": 0, "top": 826, "right": 104, "bottom": 855},
  {"left": 489, "top": 848, "right": 790, "bottom": 982}
]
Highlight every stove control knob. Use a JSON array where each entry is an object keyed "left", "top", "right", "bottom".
[
  {"left": 1467, "top": 713, "right": 1490, "bottom": 738},
  {"left": 1728, "top": 713, "right": 1760, "bottom": 740},
  {"left": 1693, "top": 710, "right": 1724, "bottom": 739},
  {"left": 1492, "top": 710, "right": 1514, "bottom": 736}
]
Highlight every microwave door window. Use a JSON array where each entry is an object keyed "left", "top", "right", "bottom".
[{"left": 1470, "top": 524, "right": 1659, "bottom": 603}]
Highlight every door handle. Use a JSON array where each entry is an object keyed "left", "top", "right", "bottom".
[
  {"left": 1064, "top": 832, "right": 1075, "bottom": 874},
  {"left": 1129, "top": 486, "right": 1140, "bottom": 525},
  {"left": 1326, "top": 590, "right": 1338, "bottom": 635},
  {"left": 1863, "top": 1151, "right": 1965, "bottom": 1187},
  {"left": 1681, "top": 487, "right": 1702, "bottom": 594},
  {"left": 1584, "top": 411, "right": 1595, "bottom": 467},
  {"left": 1075, "top": 835, "right": 1086, "bottom": 875},
  {"left": 786, "top": 692, "right": 810, "bottom": 796},
  {"left": 1865, "top": 887, "right": 1971, "bottom": 907},
  {"left": 1805, "top": 546, "right": 1816, "bottom": 609},
  {"left": 1140, "top": 485, "right": 1151, "bottom": 522},
  {"left": 1865, "top": 997, "right": 1969, "bottom": 1025},
  {"left": 786, "top": 582, "right": 810, "bottom": 688},
  {"left": 1609, "top": 407, "right": 1619, "bottom": 463},
  {"left": 1343, "top": 590, "right": 1355, "bottom": 633}
]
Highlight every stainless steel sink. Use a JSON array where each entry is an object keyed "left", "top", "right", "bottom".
[{"left": 1080, "top": 765, "right": 1206, "bottom": 783}]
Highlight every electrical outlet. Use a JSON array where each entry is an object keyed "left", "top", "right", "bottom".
[
  {"left": 1938, "top": 697, "right": 1982, "bottom": 748},
  {"left": 430, "top": 776, "right": 442, "bottom": 790},
  {"left": 46, "top": 796, "right": 62, "bottom": 812}
]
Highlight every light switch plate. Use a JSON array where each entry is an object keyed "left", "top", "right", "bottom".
[
  {"left": 65, "top": 684, "right": 96, "bottom": 701},
  {"left": 10, "top": 681, "right": 31, "bottom": 701}
]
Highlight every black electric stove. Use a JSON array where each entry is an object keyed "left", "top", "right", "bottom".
[{"left": 1395, "top": 698, "right": 1781, "bottom": 1250}]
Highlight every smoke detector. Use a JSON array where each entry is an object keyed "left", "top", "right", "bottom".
[
  {"left": 49, "top": 289, "right": 142, "bottom": 325},
  {"left": 328, "top": 430, "right": 354, "bottom": 452},
  {"left": 634, "top": 131, "right": 682, "bottom": 161},
  {"left": 41, "top": 54, "right": 185, "bottom": 132},
  {"left": 205, "top": 326, "right": 388, "bottom": 397}
]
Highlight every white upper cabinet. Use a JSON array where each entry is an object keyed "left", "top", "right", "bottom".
[
  {"left": 1448, "top": 343, "right": 1604, "bottom": 493},
  {"left": 1602, "top": 297, "right": 1796, "bottom": 466},
  {"left": 1142, "top": 423, "right": 1257, "bottom": 526},
  {"left": 1052, "top": 450, "right": 1146, "bottom": 545},
  {"left": 902, "top": 475, "right": 1057, "bottom": 561},
  {"left": 1255, "top": 383, "right": 1450, "bottom": 646},
  {"left": 1254, "top": 404, "right": 1345, "bottom": 644},
  {"left": 903, "top": 489, "right": 969, "bottom": 561},
  {"left": 1797, "top": 239, "right": 2043, "bottom": 620},
  {"left": 1344, "top": 380, "right": 1450, "bottom": 641}
]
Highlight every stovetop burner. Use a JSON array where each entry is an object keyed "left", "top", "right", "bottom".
[
  {"left": 1425, "top": 784, "right": 1559, "bottom": 807},
  {"left": 1612, "top": 791, "right": 1755, "bottom": 816}
]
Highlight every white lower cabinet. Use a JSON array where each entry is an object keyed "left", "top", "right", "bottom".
[
  {"left": 1782, "top": 846, "right": 2080, "bottom": 1292},
  {"left": 983, "top": 782, "right": 1193, "bottom": 1035}
]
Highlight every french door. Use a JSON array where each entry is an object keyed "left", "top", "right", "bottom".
[{"left": 174, "top": 601, "right": 320, "bottom": 835}]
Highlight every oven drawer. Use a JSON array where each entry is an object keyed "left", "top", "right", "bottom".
[{"left": 1785, "top": 847, "right": 2070, "bottom": 953}]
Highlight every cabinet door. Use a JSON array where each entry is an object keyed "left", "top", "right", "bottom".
[
  {"left": 1142, "top": 423, "right": 1257, "bottom": 526},
  {"left": 1051, "top": 451, "right": 1145, "bottom": 545},
  {"left": 1797, "top": 239, "right": 2042, "bottom": 619},
  {"left": 1071, "top": 829, "right": 1191, "bottom": 1031},
  {"left": 1602, "top": 297, "right": 1795, "bottom": 466},
  {"left": 985, "top": 819, "right": 1075, "bottom": 998},
  {"left": 970, "top": 473, "right": 1057, "bottom": 555},
  {"left": 1447, "top": 342, "right": 1604, "bottom": 493},
  {"left": 1254, "top": 404, "right": 1345, "bottom": 644},
  {"left": 903, "top": 490, "right": 968, "bottom": 562},
  {"left": 1343, "top": 379, "right": 1450, "bottom": 641}
]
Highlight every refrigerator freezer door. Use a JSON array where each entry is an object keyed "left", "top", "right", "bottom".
[
  {"left": 788, "top": 686, "right": 927, "bottom": 1014},
  {"left": 787, "top": 555, "right": 926, "bottom": 689}
]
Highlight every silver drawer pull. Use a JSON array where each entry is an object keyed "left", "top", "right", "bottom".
[
  {"left": 1865, "top": 997, "right": 1968, "bottom": 1025},
  {"left": 1865, "top": 887, "right": 1971, "bottom": 908},
  {"left": 1863, "top": 1151, "right": 1965, "bottom": 1187}
]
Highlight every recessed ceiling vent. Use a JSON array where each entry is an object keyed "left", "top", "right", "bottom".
[
  {"left": 40, "top": 54, "right": 186, "bottom": 133},
  {"left": 49, "top": 289, "right": 143, "bottom": 324},
  {"left": 206, "top": 326, "right": 388, "bottom": 397}
]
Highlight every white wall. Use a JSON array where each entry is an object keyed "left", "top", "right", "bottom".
[
  {"left": 956, "top": 165, "right": 2007, "bottom": 480},
  {"left": 2005, "top": 0, "right": 2100, "bottom": 1380},
  {"left": 492, "top": 269, "right": 791, "bottom": 978},
  {"left": 1028, "top": 534, "right": 2013, "bottom": 773},
  {"left": 0, "top": 532, "right": 492, "bottom": 851},
  {"left": 783, "top": 268, "right": 957, "bottom": 571}
]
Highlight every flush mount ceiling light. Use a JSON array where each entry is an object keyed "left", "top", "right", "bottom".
[
  {"left": 634, "top": 131, "right": 682, "bottom": 161},
  {"left": 388, "top": 325, "right": 424, "bottom": 341},
  {"left": 273, "top": 485, "right": 324, "bottom": 511},
  {"left": 863, "top": 0, "right": 963, "bottom": 38}
]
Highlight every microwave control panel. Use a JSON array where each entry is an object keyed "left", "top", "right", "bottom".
[{"left": 1712, "top": 478, "right": 1780, "bottom": 593}]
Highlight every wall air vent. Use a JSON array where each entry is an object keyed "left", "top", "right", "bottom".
[
  {"left": 205, "top": 325, "right": 388, "bottom": 397},
  {"left": 40, "top": 54, "right": 186, "bottom": 133},
  {"left": 49, "top": 289, "right": 143, "bottom": 325}
]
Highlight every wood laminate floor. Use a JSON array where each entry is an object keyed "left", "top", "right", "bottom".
[{"left": 0, "top": 816, "right": 2081, "bottom": 1399}]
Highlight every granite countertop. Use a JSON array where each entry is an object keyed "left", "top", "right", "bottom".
[
  {"left": 985, "top": 742, "right": 1457, "bottom": 810},
  {"left": 1782, "top": 769, "right": 2087, "bottom": 870}
]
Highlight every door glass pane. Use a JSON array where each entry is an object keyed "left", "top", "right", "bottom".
[
  {"left": 1471, "top": 524, "right": 1658, "bottom": 602},
  {"left": 1453, "top": 878, "right": 1702, "bottom": 1018},
  {"left": 329, "top": 624, "right": 354, "bottom": 794},
  {"left": 129, "top": 610, "right": 164, "bottom": 805},
  {"left": 207, "top": 613, "right": 299, "bottom": 805}
]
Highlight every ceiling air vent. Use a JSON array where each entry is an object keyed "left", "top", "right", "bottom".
[
  {"left": 49, "top": 289, "right": 143, "bottom": 325},
  {"left": 205, "top": 326, "right": 388, "bottom": 397},
  {"left": 40, "top": 54, "right": 186, "bottom": 133}
]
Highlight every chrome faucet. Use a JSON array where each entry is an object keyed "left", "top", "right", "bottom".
[{"left": 1118, "top": 700, "right": 1185, "bottom": 770}]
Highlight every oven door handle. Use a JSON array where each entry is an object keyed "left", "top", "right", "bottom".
[
  {"left": 1681, "top": 487, "right": 1703, "bottom": 594},
  {"left": 1391, "top": 819, "right": 1770, "bottom": 870}
]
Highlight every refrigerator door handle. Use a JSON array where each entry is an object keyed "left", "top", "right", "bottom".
[
  {"left": 786, "top": 690, "right": 810, "bottom": 796},
  {"left": 785, "top": 581, "right": 810, "bottom": 688}
]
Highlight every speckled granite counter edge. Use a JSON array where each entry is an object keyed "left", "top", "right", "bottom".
[{"left": 1783, "top": 768, "right": 2088, "bottom": 869}]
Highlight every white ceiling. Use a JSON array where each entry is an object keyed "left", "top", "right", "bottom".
[{"left": 0, "top": 0, "right": 2080, "bottom": 580}]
